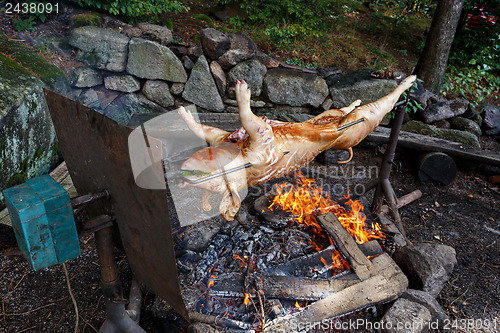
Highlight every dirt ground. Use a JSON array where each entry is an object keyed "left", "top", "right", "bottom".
[{"left": 1, "top": 3, "right": 499, "bottom": 333}]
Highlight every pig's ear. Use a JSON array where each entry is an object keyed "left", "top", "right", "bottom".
[{"left": 219, "top": 185, "right": 241, "bottom": 221}]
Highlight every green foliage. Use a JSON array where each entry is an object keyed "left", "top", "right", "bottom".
[
  {"left": 443, "top": 65, "right": 500, "bottom": 107},
  {"left": 284, "top": 57, "right": 319, "bottom": 69},
  {"left": 13, "top": 16, "right": 37, "bottom": 32},
  {"left": 219, "top": 0, "right": 342, "bottom": 42},
  {"left": 191, "top": 13, "right": 214, "bottom": 25},
  {"left": 69, "top": 0, "right": 189, "bottom": 23},
  {"left": 8, "top": 1, "right": 53, "bottom": 31},
  {"left": 387, "top": 78, "right": 424, "bottom": 119}
]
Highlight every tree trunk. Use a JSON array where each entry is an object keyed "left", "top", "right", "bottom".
[{"left": 413, "top": 0, "right": 465, "bottom": 93}]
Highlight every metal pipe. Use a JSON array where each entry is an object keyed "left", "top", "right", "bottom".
[{"left": 126, "top": 277, "right": 142, "bottom": 323}]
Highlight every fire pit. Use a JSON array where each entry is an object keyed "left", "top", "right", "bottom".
[{"left": 171, "top": 172, "right": 408, "bottom": 332}]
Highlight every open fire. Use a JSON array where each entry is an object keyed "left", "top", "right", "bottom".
[
  {"left": 175, "top": 172, "right": 407, "bottom": 332},
  {"left": 268, "top": 172, "right": 385, "bottom": 273}
]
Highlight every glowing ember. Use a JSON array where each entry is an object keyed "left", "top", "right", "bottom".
[
  {"left": 295, "top": 301, "right": 302, "bottom": 310},
  {"left": 269, "top": 172, "right": 385, "bottom": 271}
]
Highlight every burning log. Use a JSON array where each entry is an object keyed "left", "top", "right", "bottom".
[
  {"left": 263, "top": 253, "right": 408, "bottom": 332},
  {"left": 317, "top": 213, "right": 377, "bottom": 280}
]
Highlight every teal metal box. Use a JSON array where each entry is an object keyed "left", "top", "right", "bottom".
[{"left": 3, "top": 175, "right": 80, "bottom": 270}]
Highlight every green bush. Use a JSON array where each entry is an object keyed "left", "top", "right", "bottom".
[
  {"left": 443, "top": 64, "right": 500, "bottom": 107},
  {"left": 70, "top": 0, "right": 188, "bottom": 23}
]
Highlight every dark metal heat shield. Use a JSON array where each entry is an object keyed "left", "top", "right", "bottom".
[{"left": 43, "top": 89, "right": 188, "bottom": 320}]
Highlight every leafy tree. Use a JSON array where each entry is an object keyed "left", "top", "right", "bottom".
[{"left": 413, "top": 0, "right": 465, "bottom": 93}]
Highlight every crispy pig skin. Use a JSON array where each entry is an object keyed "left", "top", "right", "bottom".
[{"left": 178, "top": 76, "right": 417, "bottom": 221}]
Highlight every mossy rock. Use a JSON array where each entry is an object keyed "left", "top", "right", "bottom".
[
  {"left": 402, "top": 120, "right": 481, "bottom": 148},
  {"left": 0, "top": 36, "right": 64, "bottom": 205},
  {"left": 0, "top": 33, "right": 70, "bottom": 94},
  {"left": 69, "top": 13, "right": 101, "bottom": 28}
]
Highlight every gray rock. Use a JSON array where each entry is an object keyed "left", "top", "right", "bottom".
[
  {"left": 402, "top": 289, "right": 449, "bottom": 329},
  {"left": 104, "top": 75, "right": 141, "bottom": 92},
  {"left": 393, "top": 243, "right": 457, "bottom": 297},
  {"left": 78, "top": 88, "right": 100, "bottom": 109},
  {"left": 326, "top": 68, "right": 397, "bottom": 109},
  {"left": 276, "top": 105, "right": 313, "bottom": 115},
  {"left": 227, "top": 59, "right": 267, "bottom": 97},
  {"left": 136, "top": 22, "right": 173, "bottom": 46},
  {"left": 104, "top": 93, "right": 167, "bottom": 125},
  {"left": 217, "top": 32, "right": 258, "bottom": 70},
  {"left": 450, "top": 117, "right": 482, "bottom": 137},
  {"left": 263, "top": 68, "right": 328, "bottom": 108},
  {"left": 121, "top": 26, "right": 142, "bottom": 39},
  {"left": 70, "top": 66, "right": 103, "bottom": 88},
  {"left": 127, "top": 38, "right": 187, "bottom": 82},
  {"left": 178, "top": 217, "right": 223, "bottom": 252},
  {"left": 200, "top": 28, "right": 230, "bottom": 60},
  {"left": 218, "top": 49, "right": 251, "bottom": 70},
  {"left": 142, "top": 80, "right": 175, "bottom": 108},
  {"left": 482, "top": 103, "right": 500, "bottom": 129},
  {"left": 69, "top": 26, "right": 129, "bottom": 72},
  {"left": 187, "top": 45, "right": 203, "bottom": 60},
  {"left": 182, "top": 55, "right": 225, "bottom": 112},
  {"left": 381, "top": 298, "right": 432, "bottom": 333},
  {"left": 210, "top": 61, "right": 226, "bottom": 96},
  {"left": 321, "top": 97, "right": 334, "bottom": 111},
  {"left": 317, "top": 67, "right": 342, "bottom": 79},
  {"left": 402, "top": 120, "right": 481, "bottom": 148},
  {"left": 409, "top": 80, "right": 433, "bottom": 109},
  {"left": 170, "top": 83, "right": 184, "bottom": 96},
  {"left": 318, "top": 149, "right": 351, "bottom": 165},
  {"left": 422, "top": 98, "right": 468, "bottom": 123},
  {"left": 170, "top": 45, "right": 188, "bottom": 58},
  {"left": 183, "top": 56, "right": 195, "bottom": 70},
  {"left": 253, "top": 51, "right": 280, "bottom": 68}
]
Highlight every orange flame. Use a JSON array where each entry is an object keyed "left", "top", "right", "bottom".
[
  {"left": 295, "top": 301, "right": 302, "bottom": 310},
  {"left": 269, "top": 172, "right": 384, "bottom": 271},
  {"left": 243, "top": 291, "right": 250, "bottom": 305}
]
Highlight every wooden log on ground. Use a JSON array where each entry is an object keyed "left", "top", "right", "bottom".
[
  {"left": 264, "top": 253, "right": 408, "bottom": 332},
  {"left": 417, "top": 152, "right": 457, "bottom": 185},
  {"left": 365, "top": 126, "right": 500, "bottom": 166},
  {"left": 317, "top": 213, "right": 376, "bottom": 280}
]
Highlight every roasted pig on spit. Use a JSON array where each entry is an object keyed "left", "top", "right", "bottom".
[{"left": 178, "top": 75, "right": 417, "bottom": 221}]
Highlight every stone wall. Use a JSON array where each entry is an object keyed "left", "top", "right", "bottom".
[{"left": 67, "top": 25, "right": 399, "bottom": 126}]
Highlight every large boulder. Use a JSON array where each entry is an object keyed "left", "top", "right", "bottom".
[
  {"left": 402, "top": 120, "right": 481, "bottom": 148},
  {"left": 227, "top": 59, "right": 267, "bottom": 97},
  {"left": 69, "top": 26, "right": 129, "bottom": 72},
  {"left": 326, "top": 68, "right": 397, "bottom": 109},
  {"left": 0, "top": 36, "right": 70, "bottom": 202},
  {"left": 422, "top": 98, "right": 468, "bottom": 123},
  {"left": 127, "top": 37, "right": 187, "bottom": 82},
  {"left": 263, "top": 68, "right": 328, "bottom": 108},
  {"left": 182, "top": 56, "right": 225, "bottom": 112}
]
